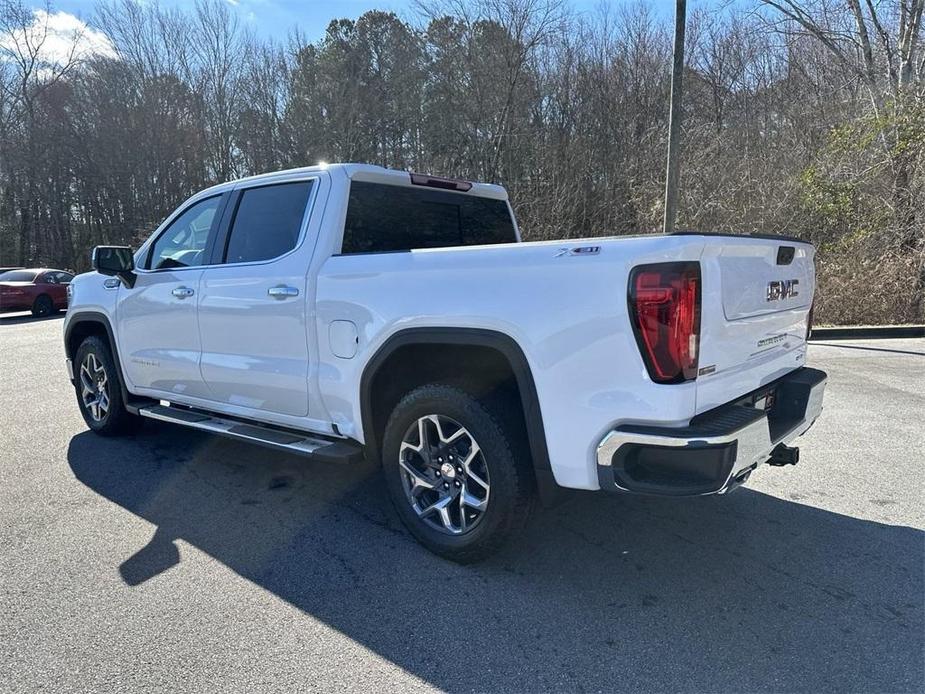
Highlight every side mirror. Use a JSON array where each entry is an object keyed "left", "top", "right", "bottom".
[{"left": 92, "top": 246, "right": 136, "bottom": 288}]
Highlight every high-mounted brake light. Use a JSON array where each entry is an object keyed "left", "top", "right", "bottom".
[
  {"left": 410, "top": 173, "right": 473, "bottom": 192},
  {"left": 628, "top": 262, "right": 701, "bottom": 384}
]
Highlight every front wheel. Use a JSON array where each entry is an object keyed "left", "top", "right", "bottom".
[
  {"left": 382, "top": 384, "right": 535, "bottom": 563},
  {"left": 74, "top": 336, "right": 139, "bottom": 436}
]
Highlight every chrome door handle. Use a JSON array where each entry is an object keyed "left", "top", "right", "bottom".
[
  {"left": 172, "top": 286, "right": 195, "bottom": 299},
  {"left": 268, "top": 285, "right": 300, "bottom": 299}
]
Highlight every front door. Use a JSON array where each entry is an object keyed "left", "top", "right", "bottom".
[
  {"left": 117, "top": 194, "right": 225, "bottom": 400},
  {"left": 197, "top": 178, "right": 319, "bottom": 417}
]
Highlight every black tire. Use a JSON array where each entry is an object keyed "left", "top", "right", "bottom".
[
  {"left": 31, "top": 294, "right": 53, "bottom": 317},
  {"left": 382, "top": 384, "right": 535, "bottom": 563},
  {"left": 73, "top": 335, "right": 139, "bottom": 436}
]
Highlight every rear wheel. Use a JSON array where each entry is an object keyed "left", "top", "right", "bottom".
[
  {"left": 382, "top": 384, "right": 534, "bottom": 563},
  {"left": 31, "top": 294, "right": 53, "bottom": 317},
  {"left": 74, "top": 336, "right": 139, "bottom": 436}
]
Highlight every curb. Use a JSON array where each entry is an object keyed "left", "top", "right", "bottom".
[{"left": 810, "top": 325, "right": 925, "bottom": 340}]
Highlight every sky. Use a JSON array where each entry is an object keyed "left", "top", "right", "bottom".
[
  {"left": 10, "top": 0, "right": 736, "bottom": 69},
  {"left": 41, "top": 0, "right": 683, "bottom": 45}
]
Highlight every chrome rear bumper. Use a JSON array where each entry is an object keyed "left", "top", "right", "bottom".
[{"left": 596, "top": 367, "right": 827, "bottom": 496}]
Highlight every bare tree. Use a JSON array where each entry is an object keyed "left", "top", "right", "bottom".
[
  {"left": 1, "top": 0, "right": 90, "bottom": 263},
  {"left": 758, "top": 0, "right": 925, "bottom": 313}
]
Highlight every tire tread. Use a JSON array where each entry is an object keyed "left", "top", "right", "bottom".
[
  {"left": 382, "top": 383, "right": 535, "bottom": 563},
  {"left": 74, "top": 335, "right": 139, "bottom": 436}
]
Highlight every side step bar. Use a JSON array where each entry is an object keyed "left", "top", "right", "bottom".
[{"left": 137, "top": 404, "right": 365, "bottom": 464}]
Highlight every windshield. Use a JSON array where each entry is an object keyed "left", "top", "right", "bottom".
[{"left": 0, "top": 270, "right": 37, "bottom": 282}]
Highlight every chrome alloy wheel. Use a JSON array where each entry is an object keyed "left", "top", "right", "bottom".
[
  {"left": 80, "top": 352, "right": 110, "bottom": 422},
  {"left": 399, "top": 415, "right": 490, "bottom": 535}
]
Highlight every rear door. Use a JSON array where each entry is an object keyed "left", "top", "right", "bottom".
[
  {"left": 197, "top": 176, "right": 321, "bottom": 417},
  {"left": 39, "top": 271, "right": 70, "bottom": 308},
  {"left": 57, "top": 272, "right": 74, "bottom": 309},
  {"left": 696, "top": 237, "right": 815, "bottom": 413}
]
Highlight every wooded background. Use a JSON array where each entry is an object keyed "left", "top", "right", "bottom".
[{"left": 1, "top": 0, "right": 923, "bottom": 324}]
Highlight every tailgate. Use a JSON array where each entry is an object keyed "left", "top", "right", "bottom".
[{"left": 695, "top": 236, "right": 815, "bottom": 414}]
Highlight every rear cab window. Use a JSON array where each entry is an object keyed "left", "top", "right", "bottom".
[{"left": 341, "top": 181, "right": 516, "bottom": 254}]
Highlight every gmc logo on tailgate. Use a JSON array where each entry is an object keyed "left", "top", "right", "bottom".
[{"left": 767, "top": 279, "right": 799, "bottom": 302}]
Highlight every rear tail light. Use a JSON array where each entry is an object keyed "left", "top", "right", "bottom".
[{"left": 628, "top": 262, "right": 701, "bottom": 384}]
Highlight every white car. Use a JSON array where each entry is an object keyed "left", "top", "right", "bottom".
[{"left": 64, "top": 163, "right": 826, "bottom": 562}]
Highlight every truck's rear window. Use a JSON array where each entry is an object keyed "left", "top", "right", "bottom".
[{"left": 341, "top": 181, "right": 516, "bottom": 254}]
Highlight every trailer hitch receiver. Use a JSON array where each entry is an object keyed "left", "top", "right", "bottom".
[{"left": 767, "top": 443, "right": 800, "bottom": 467}]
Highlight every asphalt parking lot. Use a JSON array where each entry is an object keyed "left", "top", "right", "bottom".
[{"left": 1, "top": 312, "right": 923, "bottom": 693}]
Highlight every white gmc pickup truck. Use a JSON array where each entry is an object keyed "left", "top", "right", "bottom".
[{"left": 64, "top": 163, "right": 826, "bottom": 562}]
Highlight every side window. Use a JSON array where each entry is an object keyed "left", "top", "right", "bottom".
[
  {"left": 341, "top": 182, "right": 517, "bottom": 254},
  {"left": 40, "top": 273, "right": 56, "bottom": 284},
  {"left": 58, "top": 272, "right": 74, "bottom": 284},
  {"left": 148, "top": 196, "right": 222, "bottom": 270},
  {"left": 223, "top": 181, "right": 314, "bottom": 264}
]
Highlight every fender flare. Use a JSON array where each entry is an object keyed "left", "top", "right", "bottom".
[
  {"left": 65, "top": 311, "right": 134, "bottom": 408},
  {"left": 359, "top": 327, "right": 559, "bottom": 500}
]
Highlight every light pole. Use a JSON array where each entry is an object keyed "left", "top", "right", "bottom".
[{"left": 663, "top": 0, "right": 687, "bottom": 234}]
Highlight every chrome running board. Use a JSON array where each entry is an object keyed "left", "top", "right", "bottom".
[{"left": 137, "top": 404, "right": 364, "bottom": 464}]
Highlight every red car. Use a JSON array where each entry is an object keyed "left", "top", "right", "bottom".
[{"left": 0, "top": 268, "right": 74, "bottom": 316}]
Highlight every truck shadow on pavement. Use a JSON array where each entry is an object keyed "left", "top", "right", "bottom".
[{"left": 67, "top": 422, "right": 924, "bottom": 692}]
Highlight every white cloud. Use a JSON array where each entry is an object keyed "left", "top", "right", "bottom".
[{"left": 0, "top": 10, "right": 117, "bottom": 73}]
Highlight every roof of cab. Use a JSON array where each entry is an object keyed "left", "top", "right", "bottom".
[{"left": 197, "top": 163, "right": 508, "bottom": 201}]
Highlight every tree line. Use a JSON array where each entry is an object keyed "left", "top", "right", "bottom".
[{"left": 1, "top": 0, "right": 923, "bottom": 324}]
